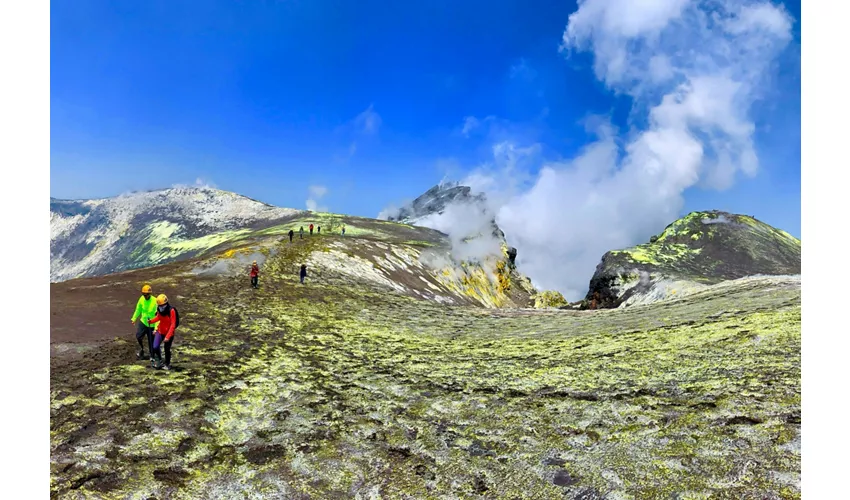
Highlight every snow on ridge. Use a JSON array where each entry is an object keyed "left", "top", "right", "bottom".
[
  {"left": 101, "top": 187, "right": 300, "bottom": 229},
  {"left": 51, "top": 187, "right": 301, "bottom": 241},
  {"left": 50, "top": 187, "right": 305, "bottom": 281}
]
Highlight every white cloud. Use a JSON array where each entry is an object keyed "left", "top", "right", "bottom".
[
  {"left": 170, "top": 177, "right": 217, "bottom": 190},
  {"left": 725, "top": 3, "right": 793, "bottom": 37},
  {"left": 648, "top": 54, "right": 675, "bottom": 83},
  {"left": 354, "top": 104, "right": 382, "bottom": 135},
  {"left": 509, "top": 58, "right": 537, "bottom": 80},
  {"left": 306, "top": 184, "right": 329, "bottom": 213},
  {"left": 460, "top": 115, "right": 498, "bottom": 138},
  {"left": 309, "top": 185, "right": 328, "bottom": 199},
  {"left": 337, "top": 105, "right": 382, "bottom": 161},
  {"left": 398, "top": 0, "right": 794, "bottom": 300},
  {"left": 461, "top": 116, "right": 480, "bottom": 137}
]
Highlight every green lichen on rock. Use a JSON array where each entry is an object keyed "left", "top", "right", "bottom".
[
  {"left": 587, "top": 211, "right": 801, "bottom": 309},
  {"left": 50, "top": 216, "right": 800, "bottom": 498},
  {"left": 533, "top": 290, "right": 568, "bottom": 309}
]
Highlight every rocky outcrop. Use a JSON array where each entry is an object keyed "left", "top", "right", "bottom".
[
  {"left": 384, "top": 181, "right": 487, "bottom": 225},
  {"left": 585, "top": 211, "right": 801, "bottom": 308},
  {"left": 380, "top": 183, "right": 538, "bottom": 306}
]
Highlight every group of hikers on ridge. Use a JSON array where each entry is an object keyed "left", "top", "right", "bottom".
[
  {"left": 286, "top": 223, "right": 345, "bottom": 243},
  {"left": 254, "top": 222, "right": 347, "bottom": 289},
  {"left": 130, "top": 284, "right": 180, "bottom": 370}
]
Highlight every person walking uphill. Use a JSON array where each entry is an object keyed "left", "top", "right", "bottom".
[
  {"left": 250, "top": 260, "right": 260, "bottom": 289},
  {"left": 309, "top": 224, "right": 314, "bottom": 236},
  {"left": 131, "top": 284, "right": 157, "bottom": 360},
  {"left": 149, "top": 294, "right": 179, "bottom": 370},
  {"left": 300, "top": 264, "right": 307, "bottom": 284},
  {"left": 299, "top": 226, "right": 304, "bottom": 239},
  {"left": 288, "top": 229, "right": 294, "bottom": 243}
]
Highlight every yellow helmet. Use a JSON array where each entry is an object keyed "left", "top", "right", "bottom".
[
  {"left": 252, "top": 260, "right": 257, "bottom": 265},
  {"left": 141, "top": 284, "right": 152, "bottom": 294},
  {"left": 156, "top": 294, "right": 168, "bottom": 306}
]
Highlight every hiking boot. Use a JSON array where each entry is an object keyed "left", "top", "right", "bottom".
[
  {"left": 137, "top": 349, "right": 145, "bottom": 360},
  {"left": 162, "top": 364, "right": 172, "bottom": 371}
]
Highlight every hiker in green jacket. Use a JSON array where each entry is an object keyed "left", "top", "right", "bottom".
[{"left": 131, "top": 284, "right": 157, "bottom": 360}]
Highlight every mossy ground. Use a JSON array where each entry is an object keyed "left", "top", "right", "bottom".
[{"left": 51, "top": 231, "right": 800, "bottom": 499}]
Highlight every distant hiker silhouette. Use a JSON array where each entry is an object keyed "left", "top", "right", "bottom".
[
  {"left": 317, "top": 226, "right": 321, "bottom": 234},
  {"left": 341, "top": 225, "right": 346, "bottom": 237},
  {"left": 299, "top": 226, "right": 304, "bottom": 239},
  {"left": 300, "top": 264, "right": 307, "bottom": 284},
  {"left": 250, "top": 261, "right": 259, "bottom": 289},
  {"left": 309, "top": 224, "right": 314, "bottom": 235},
  {"left": 288, "top": 229, "right": 294, "bottom": 243}
]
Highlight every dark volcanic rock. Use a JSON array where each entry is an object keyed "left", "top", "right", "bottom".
[
  {"left": 585, "top": 211, "right": 801, "bottom": 308},
  {"left": 386, "top": 182, "right": 487, "bottom": 223},
  {"left": 506, "top": 246, "right": 518, "bottom": 266}
]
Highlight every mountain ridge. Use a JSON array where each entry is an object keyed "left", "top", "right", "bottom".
[
  {"left": 50, "top": 187, "right": 303, "bottom": 282},
  {"left": 584, "top": 210, "right": 801, "bottom": 309}
]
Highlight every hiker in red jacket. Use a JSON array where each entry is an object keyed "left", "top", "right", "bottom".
[
  {"left": 250, "top": 260, "right": 259, "bottom": 289},
  {"left": 309, "top": 223, "right": 314, "bottom": 235},
  {"left": 149, "top": 294, "right": 178, "bottom": 370}
]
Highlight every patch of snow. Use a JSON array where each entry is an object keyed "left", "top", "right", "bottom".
[{"left": 51, "top": 187, "right": 302, "bottom": 281}]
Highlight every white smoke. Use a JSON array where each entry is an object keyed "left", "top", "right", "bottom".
[
  {"left": 415, "top": 202, "right": 503, "bottom": 264},
  {"left": 306, "top": 185, "right": 329, "bottom": 213},
  {"left": 170, "top": 178, "right": 218, "bottom": 190},
  {"left": 387, "top": 0, "right": 795, "bottom": 300}
]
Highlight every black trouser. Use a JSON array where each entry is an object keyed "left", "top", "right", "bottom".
[
  {"left": 289, "top": 234, "right": 293, "bottom": 242},
  {"left": 163, "top": 337, "right": 173, "bottom": 366},
  {"left": 251, "top": 275, "right": 258, "bottom": 287},
  {"left": 136, "top": 322, "right": 153, "bottom": 356}
]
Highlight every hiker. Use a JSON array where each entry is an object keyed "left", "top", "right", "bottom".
[
  {"left": 590, "top": 291, "right": 601, "bottom": 310},
  {"left": 149, "top": 294, "right": 178, "bottom": 370},
  {"left": 309, "top": 223, "right": 314, "bottom": 235},
  {"left": 341, "top": 225, "right": 346, "bottom": 237},
  {"left": 288, "top": 229, "right": 294, "bottom": 243},
  {"left": 250, "top": 260, "right": 259, "bottom": 289},
  {"left": 131, "top": 284, "right": 157, "bottom": 360},
  {"left": 300, "top": 264, "right": 307, "bottom": 284},
  {"left": 299, "top": 226, "right": 304, "bottom": 239},
  {"left": 317, "top": 225, "right": 321, "bottom": 234}
]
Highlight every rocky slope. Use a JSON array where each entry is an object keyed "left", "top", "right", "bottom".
[
  {"left": 380, "top": 182, "right": 556, "bottom": 306},
  {"left": 50, "top": 229, "right": 801, "bottom": 498},
  {"left": 584, "top": 211, "right": 801, "bottom": 309},
  {"left": 383, "top": 182, "right": 486, "bottom": 224},
  {"left": 50, "top": 187, "right": 303, "bottom": 282},
  {"left": 51, "top": 188, "right": 538, "bottom": 310}
]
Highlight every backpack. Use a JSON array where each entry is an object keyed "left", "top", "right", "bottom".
[{"left": 172, "top": 306, "right": 180, "bottom": 329}]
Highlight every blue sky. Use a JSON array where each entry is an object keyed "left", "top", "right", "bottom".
[{"left": 51, "top": 0, "right": 800, "bottom": 238}]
